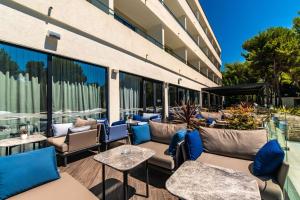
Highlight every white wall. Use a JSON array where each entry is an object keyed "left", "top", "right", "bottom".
[{"left": 0, "top": 0, "right": 219, "bottom": 120}]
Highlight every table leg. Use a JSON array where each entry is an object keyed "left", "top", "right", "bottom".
[
  {"left": 102, "top": 164, "right": 105, "bottom": 200},
  {"left": 5, "top": 147, "right": 8, "bottom": 156},
  {"left": 33, "top": 142, "right": 36, "bottom": 150},
  {"left": 123, "top": 171, "right": 128, "bottom": 200},
  {"left": 9, "top": 146, "right": 12, "bottom": 155},
  {"left": 145, "top": 161, "right": 149, "bottom": 198}
]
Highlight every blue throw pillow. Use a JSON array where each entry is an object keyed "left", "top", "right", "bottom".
[
  {"left": 253, "top": 140, "right": 285, "bottom": 177},
  {"left": 195, "top": 114, "right": 204, "bottom": 119},
  {"left": 132, "top": 124, "right": 151, "bottom": 145},
  {"left": 185, "top": 129, "right": 203, "bottom": 160},
  {"left": 111, "top": 120, "right": 126, "bottom": 126},
  {"left": 133, "top": 114, "right": 143, "bottom": 121},
  {"left": 0, "top": 147, "right": 60, "bottom": 199},
  {"left": 168, "top": 129, "right": 187, "bottom": 156},
  {"left": 206, "top": 117, "right": 215, "bottom": 125}
]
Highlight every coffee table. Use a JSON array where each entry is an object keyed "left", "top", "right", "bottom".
[
  {"left": 0, "top": 133, "right": 47, "bottom": 156},
  {"left": 166, "top": 161, "right": 261, "bottom": 200},
  {"left": 94, "top": 145, "right": 155, "bottom": 200}
]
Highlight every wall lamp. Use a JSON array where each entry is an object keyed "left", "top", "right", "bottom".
[
  {"left": 47, "top": 30, "right": 61, "bottom": 40},
  {"left": 178, "top": 78, "right": 182, "bottom": 85}
]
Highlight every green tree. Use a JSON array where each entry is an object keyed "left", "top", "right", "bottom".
[
  {"left": 293, "top": 11, "right": 300, "bottom": 34},
  {"left": 0, "top": 48, "right": 19, "bottom": 77},
  {"left": 242, "top": 27, "right": 300, "bottom": 106}
]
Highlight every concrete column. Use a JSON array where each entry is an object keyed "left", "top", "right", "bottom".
[
  {"left": 108, "top": 68, "right": 120, "bottom": 124},
  {"left": 174, "top": 47, "right": 188, "bottom": 63},
  {"left": 178, "top": 15, "right": 187, "bottom": 30},
  {"left": 196, "top": 11, "right": 200, "bottom": 21},
  {"left": 164, "top": 82, "right": 169, "bottom": 118},
  {"left": 148, "top": 24, "right": 165, "bottom": 49}
]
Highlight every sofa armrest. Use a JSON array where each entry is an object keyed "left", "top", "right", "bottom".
[
  {"left": 174, "top": 140, "right": 186, "bottom": 169},
  {"left": 68, "top": 129, "right": 99, "bottom": 152},
  {"left": 277, "top": 161, "right": 289, "bottom": 190}
]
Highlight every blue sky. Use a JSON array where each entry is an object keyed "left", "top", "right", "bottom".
[{"left": 199, "top": 0, "right": 299, "bottom": 71}]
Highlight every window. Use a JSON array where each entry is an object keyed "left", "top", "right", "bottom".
[
  {"left": 119, "top": 72, "right": 163, "bottom": 119},
  {"left": 52, "top": 56, "right": 107, "bottom": 123},
  {"left": 0, "top": 42, "right": 108, "bottom": 144},
  {"left": 0, "top": 43, "right": 48, "bottom": 140},
  {"left": 169, "top": 84, "right": 200, "bottom": 107}
]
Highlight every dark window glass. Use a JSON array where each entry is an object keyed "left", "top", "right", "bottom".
[
  {"left": 0, "top": 43, "right": 47, "bottom": 140},
  {"left": 155, "top": 82, "right": 163, "bottom": 113},
  {"left": 145, "top": 80, "right": 154, "bottom": 112},
  {"left": 52, "top": 56, "right": 107, "bottom": 123},
  {"left": 178, "top": 88, "right": 186, "bottom": 104},
  {"left": 169, "top": 85, "right": 177, "bottom": 107},
  {"left": 202, "top": 92, "right": 209, "bottom": 108},
  {"left": 119, "top": 72, "right": 143, "bottom": 118}
]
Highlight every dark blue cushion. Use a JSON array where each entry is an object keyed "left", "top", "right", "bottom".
[
  {"left": 0, "top": 147, "right": 60, "bottom": 199},
  {"left": 185, "top": 129, "right": 203, "bottom": 160},
  {"left": 133, "top": 114, "right": 143, "bottom": 121},
  {"left": 253, "top": 140, "right": 285, "bottom": 177},
  {"left": 111, "top": 120, "right": 126, "bottom": 126},
  {"left": 206, "top": 117, "right": 215, "bottom": 125},
  {"left": 195, "top": 114, "right": 204, "bottom": 119},
  {"left": 168, "top": 129, "right": 186, "bottom": 156},
  {"left": 132, "top": 124, "right": 151, "bottom": 145}
]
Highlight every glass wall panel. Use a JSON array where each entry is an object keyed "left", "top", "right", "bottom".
[
  {"left": 120, "top": 72, "right": 143, "bottom": 118},
  {"left": 52, "top": 57, "right": 107, "bottom": 123},
  {"left": 119, "top": 72, "right": 163, "bottom": 119},
  {"left": 169, "top": 85, "right": 177, "bottom": 107},
  {"left": 202, "top": 92, "right": 209, "bottom": 108},
  {"left": 0, "top": 43, "right": 47, "bottom": 140}
]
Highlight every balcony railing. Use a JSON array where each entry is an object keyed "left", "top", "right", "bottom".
[
  {"left": 88, "top": 0, "right": 217, "bottom": 82},
  {"left": 185, "top": 0, "right": 221, "bottom": 57},
  {"left": 158, "top": 0, "right": 220, "bottom": 71}
]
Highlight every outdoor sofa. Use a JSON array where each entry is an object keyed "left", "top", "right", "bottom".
[
  {"left": 181, "top": 127, "right": 289, "bottom": 200},
  {"left": 47, "top": 118, "right": 101, "bottom": 166},
  {"left": 136, "top": 121, "right": 186, "bottom": 172}
]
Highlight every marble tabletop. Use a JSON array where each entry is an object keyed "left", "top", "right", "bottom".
[
  {"left": 94, "top": 145, "right": 155, "bottom": 171},
  {"left": 166, "top": 161, "right": 261, "bottom": 200},
  {"left": 0, "top": 134, "right": 47, "bottom": 147}
]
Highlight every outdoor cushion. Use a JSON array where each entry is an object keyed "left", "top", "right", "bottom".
[
  {"left": 52, "top": 123, "right": 73, "bottom": 137},
  {"left": 253, "top": 140, "right": 285, "bottom": 177},
  {"left": 143, "top": 113, "right": 159, "bottom": 119},
  {"left": 196, "top": 152, "right": 283, "bottom": 200},
  {"left": 195, "top": 114, "right": 204, "bottom": 119},
  {"left": 69, "top": 125, "right": 91, "bottom": 133},
  {"left": 74, "top": 118, "right": 97, "bottom": 128},
  {"left": 200, "top": 112, "right": 223, "bottom": 120},
  {"left": 0, "top": 147, "right": 60, "bottom": 199},
  {"left": 185, "top": 129, "right": 203, "bottom": 160},
  {"left": 199, "top": 127, "right": 268, "bottom": 160},
  {"left": 149, "top": 121, "right": 187, "bottom": 144},
  {"left": 132, "top": 124, "right": 151, "bottom": 145},
  {"left": 168, "top": 129, "right": 186, "bottom": 156},
  {"left": 47, "top": 137, "right": 68, "bottom": 153},
  {"left": 8, "top": 173, "right": 98, "bottom": 200},
  {"left": 137, "top": 141, "right": 175, "bottom": 170},
  {"left": 133, "top": 114, "right": 143, "bottom": 121},
  {"left": 111, "top": 120, "right": 126, "bottom": 126}
]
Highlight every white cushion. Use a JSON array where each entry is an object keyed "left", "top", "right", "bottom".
[
  {"left": 142, "top": 113, "right": 159, "bottom": 119},
  {"left": 69, "top": 125, "right": 91, "bottom": 133},
  {"left": 52, "top": 123, "right": 73, "bottom": 137}
]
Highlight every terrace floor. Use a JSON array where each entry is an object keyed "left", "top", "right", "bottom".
[{"left": 59, "top": 145, "right": 177, "bottom": 200}]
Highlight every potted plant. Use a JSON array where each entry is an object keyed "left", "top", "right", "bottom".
[{"left": 20, "top": 127, "right": 28, "bottom": 140}]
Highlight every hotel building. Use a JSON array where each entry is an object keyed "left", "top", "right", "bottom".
[{"left": 0, "top": 0, "right": 221, "bottom": 138}]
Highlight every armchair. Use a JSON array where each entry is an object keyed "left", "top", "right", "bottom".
[{"left": 99, "top": 121, "right": 130, "bottom": 150}]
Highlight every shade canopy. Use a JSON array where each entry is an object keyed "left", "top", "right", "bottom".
[{"left": 202, "top": 83, "right": 265, "bottom": 96}]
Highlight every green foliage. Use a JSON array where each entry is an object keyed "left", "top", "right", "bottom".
[
  {"left": 226, "top": 103, "right": 259, "bottom": 130},
  {"left": 272, "top": 106, "right": 300, "bottom": 116},
  {"left": 0, "top": 48, "right": 19, "bottom": 77}
]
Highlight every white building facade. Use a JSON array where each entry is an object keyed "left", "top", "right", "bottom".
[{"left": 0, "top": 0, "right": 221, "bottom": 136}]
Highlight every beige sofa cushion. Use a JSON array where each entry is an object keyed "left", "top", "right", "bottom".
[
  {"left": 8, "top": 173, "right": 98, "bottom": 200},
  {"left": 201, "top": 112, "right": 223, "bottom": 120},
  {"left": 199, "top": 127, "right": 268, "bottom": 160},
  {"left": 47, "top": 136, "right": 68, "bottom": 153},
  {"left": 196, "top": 152, "right": 283, "bottom": 200},
  {"left": 149, "top": 121, "right": 186, "bottom": 144},
  {"left": 74, "top": 118, "right": 97, "bottom": 129},
  {"left": 138, "top": 141, "right": 175, "bottom": 170}
]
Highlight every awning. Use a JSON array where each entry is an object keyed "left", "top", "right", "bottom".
[{"left": 202, "top": 83, "right": 265, "bottom": 96}]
